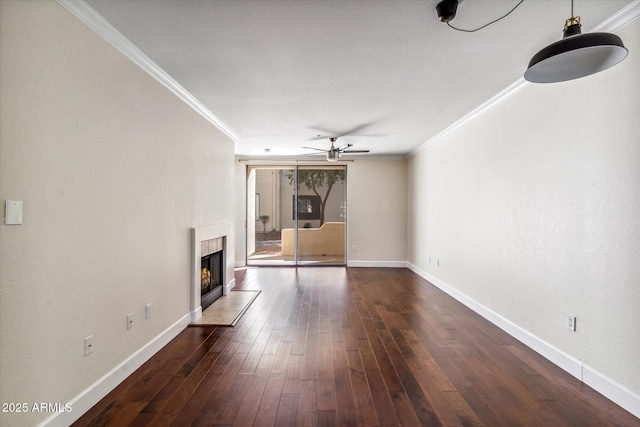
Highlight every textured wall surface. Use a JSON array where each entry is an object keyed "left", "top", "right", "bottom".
[
  {"left": 0, "top": 1, "right": 235, "bottom": 425},
  {"left": 347, "top": 159, "right": 408, "bottom": 264},
  {"left": 408, "top": 19, "right": 640, "bottom": 397}
]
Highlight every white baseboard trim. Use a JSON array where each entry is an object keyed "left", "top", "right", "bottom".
[
  {"left": 40, "top": 313, "right": 191, "bottom": 427},
  {"left": 407, "top": 263, "right": 640, "bottom": 419},
  {"left": 224, "top": 278, "right": 236, "bottom": 295},
  {"left": 582, "top": 364, "right": 640, "bottom": 419},
  {"left": 191, "top": 305, "right": 203, "bottom": 323},
  {"left": 347, "top": 260, "right": 408, "bottom": 268}
]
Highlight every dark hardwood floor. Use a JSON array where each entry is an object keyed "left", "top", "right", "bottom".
[{"left": 74, "top": 267, "right": 638, "bottom": 426}]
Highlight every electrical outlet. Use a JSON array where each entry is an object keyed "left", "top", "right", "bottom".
[
  {"left": 352, "top": 245, "right": 357, "bottom": 252},
  {"left": 568, "top": 315, "right": 576, "bottom": 331},
  {"left": 4, "top": 200, "right": 23, "bottom": 225},
  {"left": 145, "top": 303, "right": 152, "bottom": 319},
  {"left": 84, "top": 335, "right": 94, "bottom": 356},
  {"left": 127, "top": 313, "right": 134, "bottom": 330}
]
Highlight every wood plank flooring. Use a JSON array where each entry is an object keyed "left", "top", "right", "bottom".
[{"left": 73, "top": 267, "right": 638, "bottom": 426}]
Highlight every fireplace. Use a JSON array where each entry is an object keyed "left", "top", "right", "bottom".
[
  {"left": 200, "top": 237, "right": 224, "bottom": 311},
  {"left": 191, "top": 224, "right": 234, "bottom": 322}
]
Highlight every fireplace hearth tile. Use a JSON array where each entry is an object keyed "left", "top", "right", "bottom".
[{"left": 191, "top": 290, "right": 260, "bottom": 327}]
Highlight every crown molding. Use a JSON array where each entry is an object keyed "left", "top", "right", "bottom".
[
  {"left": 56, "top": 0, "right": 238, "bottom": 143},
  {"left": 236, "top": 158, "right": 354, "bottom": 165},
  {"left": 407, "top": 78, "right": 529, "bottom": 158},
  {"left": 408, "top": 0, "right": 640, "bottom": 159},
  {"left": 592, "top": 0, "right": 640, "bottom": 33}
]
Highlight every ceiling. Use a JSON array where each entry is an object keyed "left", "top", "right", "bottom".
[{"left": 84, "top": 0, "right": 633, "bottom": 159}]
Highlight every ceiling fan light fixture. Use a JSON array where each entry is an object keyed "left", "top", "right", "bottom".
[
  {"left": 327, "top": 151, "right": 340, "bottom": 162},
  {"left": 524, "top": 14, "right": 628, "bottom": 83},
  {"left": 303, "top": 135, "right": 369, "bottom": 161}
]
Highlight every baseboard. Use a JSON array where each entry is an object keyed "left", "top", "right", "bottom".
[
  {"left": 191, "top": 305, "right": 203, "bottom": 323},
  {"left": 224, "top": 278, "right": 236, "bottom": 295},
  {"left": 347, "top": 260, "right": 408, "bottom": 268},
  {"left": 582, "top": 364, "right": 640, "bottom": 419},
  {"left": 39, "top": 313, "right": 191, "bottom": 427},
  {"left": 407, "top": 262, "right": 640, "bottom": 419}
]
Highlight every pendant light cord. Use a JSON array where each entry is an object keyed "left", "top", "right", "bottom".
[
  {"left": 447, "top": 0, "right": 525, "bottom": 33},
  {"left": 571, "top": 0, "right": 574, "bottom": 18}
]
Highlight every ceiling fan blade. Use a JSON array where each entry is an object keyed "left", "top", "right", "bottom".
[
  {"left": 302, "top": 146, "right": 328, "bottom": 152},
  {"left": 336, "top": 143, "right": 353, "bottom": 151},
  {"left": 309, "top": 122, "right": 373, "bottom": 139},
  {"left": 342, "top": 149, "right": 370, "bottom": 153},
  {"left": 334, "top": 123, "right": 373, "bottom": 138},
  {"left": 307, "top": 135, "right": 331, "bottom": 141}
]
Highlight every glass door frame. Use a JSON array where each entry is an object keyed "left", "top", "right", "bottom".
[{"left": 245, "top": 164, "right": 347, "bottom": 266}]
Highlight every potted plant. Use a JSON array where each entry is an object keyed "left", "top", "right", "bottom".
[{"left": 259, "top": 215, "right": 270, "bottom": 233}]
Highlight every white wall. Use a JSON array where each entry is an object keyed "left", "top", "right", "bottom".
[
  {"left": 347, "top": 159, "right": 407, "bottom": 266},
  {"left": 407, "top": 18, "right": 640, "bottom": 410},
  {"left": 0, "top": 1, "right": 235, "bottom": 425}
]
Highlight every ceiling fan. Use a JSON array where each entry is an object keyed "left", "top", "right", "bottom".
[{"left": 303, "top": 136, "right": 370, "bottom": 162}]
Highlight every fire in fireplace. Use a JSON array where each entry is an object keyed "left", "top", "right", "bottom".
[{"left": 201, "top": 249, "right": 223, "bottom": 311}]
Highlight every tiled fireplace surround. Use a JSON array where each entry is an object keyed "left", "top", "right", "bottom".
[
  {"left": 191, "top": 224, "right": 234, "bottom": 322},
  {"left": 201, "top": 237, "right": 224, "bottom": 260}
]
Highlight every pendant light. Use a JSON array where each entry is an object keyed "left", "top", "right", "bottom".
[{"left": 524, "top": 0, "right": 628, "bottom": 83}]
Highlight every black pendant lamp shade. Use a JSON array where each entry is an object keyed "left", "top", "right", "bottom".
[{"left": 524, "top": 17, "right": 628, "bottom": 83}]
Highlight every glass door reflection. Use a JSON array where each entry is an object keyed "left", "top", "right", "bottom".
[
  {"left": 246, "top": 166, "right": 296, "bottom": 266},
  {"left": 295, "top": 166, "right": 346, "bottom": 266},
  {"left": 246, "top": 165, "right": 346, "bottom": 266}
]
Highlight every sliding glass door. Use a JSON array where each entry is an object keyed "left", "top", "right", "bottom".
[
  {"left": 247, "top": 166, "right": 295, "bottom": 266},
  {"left": 246, "top": 165, "right": 346, "bottom": 266},
  {"left": 294, "top": 166, "right": 346, "bottom": 265}
]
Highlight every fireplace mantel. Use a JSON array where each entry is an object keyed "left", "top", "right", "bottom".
[{"left": 191, "top": 224, "right": 234, "bottom": 322}]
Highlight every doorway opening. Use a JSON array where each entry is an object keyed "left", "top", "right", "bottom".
[{"left": 246, "top": 165, "right": 346, "bottom": 266}]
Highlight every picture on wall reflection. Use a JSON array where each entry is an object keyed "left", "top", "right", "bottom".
[{"left": 293, "top": 195, "right": 321, "bottom": 220}]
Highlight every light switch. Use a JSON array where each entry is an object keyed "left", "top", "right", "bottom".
[{"left": 5, "top": 200, "right": 23, "bottom": 225}]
